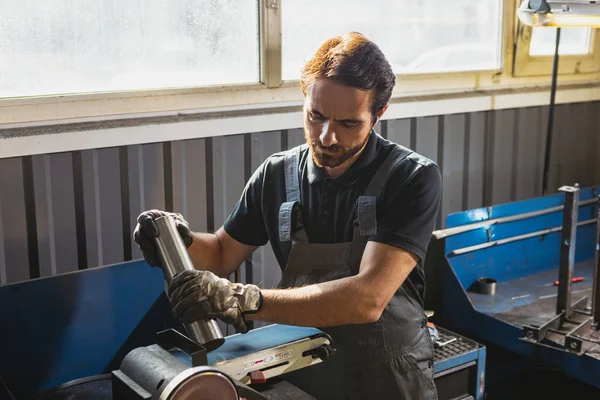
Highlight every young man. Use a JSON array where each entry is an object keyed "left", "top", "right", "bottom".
[{"left": 134, "top": 32, "right": 442, "bottom": 399}]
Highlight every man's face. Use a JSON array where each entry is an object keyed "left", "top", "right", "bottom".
[{"left": 303, "top": 79, "right": 375, "bottom": 169}]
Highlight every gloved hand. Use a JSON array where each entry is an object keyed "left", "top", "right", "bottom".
[
  {"left": 168, "top": 270, "right": 263, "bottom": 334},
  {"left": 133, "top": 210, "right": 193, "bottom": 266}
]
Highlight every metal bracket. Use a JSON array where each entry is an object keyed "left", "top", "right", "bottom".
[
  {"left": 565, "top": 318, "right": 592, "bottom": 355},
  {"left": 522, "top": 312, "right": 563, "bottom": 343},
  {"left": 521, "top": 295, "right": 588, "bottom": 345},
  {"left": 156, "top": 329, "right": 208, "bottom": 367}
]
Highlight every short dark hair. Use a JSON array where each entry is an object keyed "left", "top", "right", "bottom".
[{"left": 300, "top": 32, "right": 396, "bottom": 123}]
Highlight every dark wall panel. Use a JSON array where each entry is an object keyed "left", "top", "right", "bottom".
[
  {"left": 250, "top": 131, "right": 284, "bottom": 293},
  {"left": 0, "top": 158, "right": 29, "bottom": 284},
  {"left": 48, "top": 153, "right": 78, "bottom": 275},
  {"left": 171, "top": 139, "right": 209, "bottom": 233},
  {"left": 515, "top": 106, "right": 542, "bottom": 201},
  {"left": 465, "top": 112, "right": 486, "bottom": 210},
  {"left": 581, "top": 102, "right": 598, "bottom": 188},
  {"left": 415, "top": 116, "right": 439, "bottom": 164},
  {"left": 441, "top": 114, "right": 466, "bottom": 227},
  {"left": 96, "top": 147, "right": 124, "bottom": 266},
  {"left": 32, "top": 155, "right": 55, "bottom": 278},
  {"left": 286, "top": 128, "right": 305, "bottom": 149},
  {"left": 489, "top": 109, "right": 517, "bottom": 206},
  {"left": 387, "top": 119, "right": 412, "bottom": 148},
  {"left": 2, "top": 102, "right": 600, "bottom": 289}
]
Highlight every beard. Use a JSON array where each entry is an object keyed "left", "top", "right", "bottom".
[{"left": 305, "top": 130, "right": 370, "bottom": 169}]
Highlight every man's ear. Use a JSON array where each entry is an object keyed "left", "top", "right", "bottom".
[{"left": 374, "top": 104, "right": 389, "bottom": 125}]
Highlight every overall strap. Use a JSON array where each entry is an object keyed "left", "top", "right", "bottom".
[
  {"left": 356, "top": 146, "right": 412, "bottom": 236},
  {"left": 279, "top": 146, "right": 303, "bottom": 242}
]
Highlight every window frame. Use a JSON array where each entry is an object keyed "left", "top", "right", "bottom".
[
  {"left": 513, "top": 23, "right": 600, "bottom": 77},
  {"left": 2, "top": 0, "right": 600, "bottom": 127}
]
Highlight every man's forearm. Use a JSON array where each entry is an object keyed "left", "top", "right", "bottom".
[
  {"left": 246, "top": 276, "right": 383, "bottom": 327},
  {"left": 187, "top": 232, "right": 227, "bottom": 277}
]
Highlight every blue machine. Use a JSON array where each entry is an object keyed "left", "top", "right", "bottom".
[
  {"left": 0, "top": 256, "right": 486, "bottom": 399},
  {"left": 426, "top": 184, "right": 600, "bottom": 390}
]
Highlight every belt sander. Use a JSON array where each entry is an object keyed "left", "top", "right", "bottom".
[
  {"left": 111, "top": 216, "right": 333, "bottom": 400},
  {"left": 112, "top": 324, "right": 332, "bottom": 400}
]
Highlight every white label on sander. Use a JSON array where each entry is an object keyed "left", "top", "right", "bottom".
[{"left": 243, "top": 350, "right": 293, "bottom": 370}]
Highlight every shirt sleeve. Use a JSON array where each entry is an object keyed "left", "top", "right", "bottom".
[
  {"left": 223, "top": 161, "right": 270, "bottom": 247},
  {"left": 368, "top": 162, "right": 442, "bottom": 262}
]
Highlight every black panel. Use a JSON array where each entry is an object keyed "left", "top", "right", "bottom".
[
  {"left": 435, "top": 366, "right": 473, "bottom": 400},
  {"left": 22, "top": 156, "right": 40, "bottom": 279},
  {"left": 72, "top": 151, "right": 88, "bottom": 270}
]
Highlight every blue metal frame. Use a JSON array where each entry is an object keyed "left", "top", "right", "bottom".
[
  {"left": 0, "top": 260, "right": 173, "bottom": 399},
  {"left": 434, "top": 344, "right": 486, "bottom": 400},
  {"left": 432, "top": 185, "right": 600, "bottom": 389}
]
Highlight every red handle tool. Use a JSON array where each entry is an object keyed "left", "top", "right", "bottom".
[{"left": 553, "top": 276, "right": 584, "bottom": 286}]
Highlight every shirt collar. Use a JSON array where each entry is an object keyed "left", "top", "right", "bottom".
[{"left": 307, "top": 129, "right": 380, "bottom": 185}]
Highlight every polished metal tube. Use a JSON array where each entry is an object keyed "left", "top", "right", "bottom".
[{"left": 154, "top": 215, "right": 225, "bottom": 351}]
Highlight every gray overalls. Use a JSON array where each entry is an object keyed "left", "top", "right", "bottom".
[{"left": 278, "top": 145, "right": 438, "bottom": 400}]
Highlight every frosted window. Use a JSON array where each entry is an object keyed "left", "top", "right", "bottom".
[
  {"left": 0, "top": 1, "right": 259, "bottom": 98},
  {"left": 282, "top": 0, "right": 503, "bottom": 79},
  {"left": 530, "top": 27, "right": 592, "bottom": 56}
]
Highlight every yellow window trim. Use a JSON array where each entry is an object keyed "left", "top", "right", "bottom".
[{"left": 513, "top": 24, "right": 600, "bottom": 76}]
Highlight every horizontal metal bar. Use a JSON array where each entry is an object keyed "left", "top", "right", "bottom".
[
  {"left": 435, "top": 198, "right": 597, "bottom": 240},
  {"left": 449, "top": 218, "right": 597, "bottom": 256}
]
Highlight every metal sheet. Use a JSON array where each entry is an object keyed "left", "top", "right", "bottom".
[
  {"left": 170, "top": 139, "right": 209, "bottom": 233},
  {"left": 0, "top": 157, "right": 29, "bottom": 284},
  {"left": 96, "top": 147, "right": 125, "bottom": 265},
  {"left": 593, "top": 103, "right": 600, "bottom": 185},
  {"left": 515, "top": 106, "right": 542, "bottom": 201},
  {"left": 212, "top": 135, "right": 246, "bottom": 335},
  {"left": 141, "top": 143, "right": 167, "bottom": 211},
  {"left": 445, "top": 187, "right": 599, "bottom": 290},
  {"left": 556, "top": 104, "right": 580, "bottom": 189},
  {"left": 212, "top": 135, "right": 245, "bottom": 230},
  {"left": 286, "top": 128, "right": 305, "bottom": 149},
  {"left": 566, "top": 103, "right": 590, "bottom": 187},
  {"left": 1, "top": 105, "right": 599, "bottom": 285},
  {"left": 537, "top": 105, "right": 550, "bottom": 196},
  {"left": 0, "top": 173, "right": 5, "bottom": 284},
  {"left": 127, "top": 144, "right": 166, "bottom": 261},
  {"left": 386, "top": 119, "right": 412, "bottom": 148},
  {"left": 50, "top": 153, "right": 78, "bottom": 274},
  {"left": 441, "top": 114, "right": 466, "bottom": 228},
  {"left": 81, "top": 150, "right": 101, "bottom": 267},
  {"left": 0, "top": 260, "right": 168, "bottom": 399},
  {"left": 374, "top": 120, "right": 383, "bottom": 137},
  {"left": 490, "top": 109, "right": 516, "bottom": 206},
  {"left": 415, "top": 116, "right": 439, "bottom": 163},
  {"left": 32, "top": 154, "right": 56, "bottom": 277},
  {"left": 582, "top": 102, "right": 598, "bottom": 188},
  {"left": 250, "top": 130, "right": 283, "bottom": 292},
  {"left": 466, "top": 112, "right": 486, "bottom": 210}
]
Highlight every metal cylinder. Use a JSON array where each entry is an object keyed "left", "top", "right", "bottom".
[
  {"left": 113, "top": 345, "right": 238, "bottom": 400},
  {"left": 154, "top": 215, "right": 225, "bottom": 351},
  {"left": 476, "top": 277, "right": 497, "bottom": 295}
]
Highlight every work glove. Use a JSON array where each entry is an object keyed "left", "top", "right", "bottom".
[
  {"left": 133, "top": 210, "right": 193, "bottom": 267},
  {"left": 168, "top": 269, "right": 263, "bottom": 334}
]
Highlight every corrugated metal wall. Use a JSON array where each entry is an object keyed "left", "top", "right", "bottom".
[{"left": 1, "top": 103, "right": 599, "bottom": 289}]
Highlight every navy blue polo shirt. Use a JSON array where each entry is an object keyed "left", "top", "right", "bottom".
[{"left": 223, "top": 130, "right": 442, "bottom": 304}]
